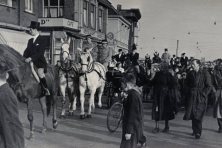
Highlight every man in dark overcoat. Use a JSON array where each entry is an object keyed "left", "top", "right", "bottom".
[
  {"left": 0, "top": 57, "right": 25, "bottom": 148},
  {"left": 120, "top": 73, "right": 146, "bottom": 148},
  {"left": 183, "top": 59, "right": 212, "bottom": 139},
  {"left": 23, "top": 21, "right": 50, "bottom": 96}
]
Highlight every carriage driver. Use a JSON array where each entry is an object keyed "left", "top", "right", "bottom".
[{"left": 23, "top": 21, "right": 50, "bottom": 96}]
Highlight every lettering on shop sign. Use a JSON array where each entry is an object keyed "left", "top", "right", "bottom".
[{"left": 40, "top": 19, "right": 49, "bottom": 25}]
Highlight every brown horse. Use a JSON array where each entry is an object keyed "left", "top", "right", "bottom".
[{"left": 0, "top": 44, "right": 58, "bottom": 139}]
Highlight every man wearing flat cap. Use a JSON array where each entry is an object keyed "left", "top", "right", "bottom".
[
  {"left": 0, "top": 57, "right": 25, "bottom": 148},
  {"left": 23, "top": 21, "right": 50, "bottom": 96}
]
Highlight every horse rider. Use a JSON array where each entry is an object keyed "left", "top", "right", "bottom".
[
  {"left": 23, "top": 21, "right": 50, "bottom": 96},
  {"left": 128, "top": 44, "right": 140, "bottom": 73}
]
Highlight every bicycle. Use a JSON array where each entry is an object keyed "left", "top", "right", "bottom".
[{"left": 106, "top": 91, "right": 127, "bottom": 133}]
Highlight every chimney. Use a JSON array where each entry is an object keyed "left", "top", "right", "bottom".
[{"left": 117, "top": 4, "right": 122, "bottom": 11}]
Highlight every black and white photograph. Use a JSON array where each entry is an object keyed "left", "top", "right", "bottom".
[{"left": 0, "top": 0, "right": 222, "bottom": 148}]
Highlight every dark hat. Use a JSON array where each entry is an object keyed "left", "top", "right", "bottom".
[
  {"left": 164, "top": 48, "right": 168, "bottom": 51},
  {"left": 118, "top": 49, "right": 122, "bottom": 52},
  {"left": 182, "top": 53, "right": 186, "bottom": 56},
  {"left": 0, "top": 56, "right": 9, "bottom": 75},
  {"left": 29, "top": 21, "right": 40, "bottom": 29}
]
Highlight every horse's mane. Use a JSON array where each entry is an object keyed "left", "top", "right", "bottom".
[{"left": 0, "top": 44, "right": 25, "bottom": 69}]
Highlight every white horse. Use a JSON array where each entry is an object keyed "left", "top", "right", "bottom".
[
  {"left": 59, "top": 38, "right": 79, "bottom": 117},
  {"left": 77, "top": 47, "right": 106, "bottom": 119}
]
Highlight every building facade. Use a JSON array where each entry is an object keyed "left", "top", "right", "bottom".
[
  {"left": 38, "top": 0, "right": 110, "bottom": 64},
  {"left": 0, "top": 0, "right": 111, "bottom": 65},
  {"left": 0, "top": 0, "right": 43, "bottom": 54},
  {"left": 107, "top": 5, "right": 130, "bottom": 54},
  {"left": 117, "top": 4, "right": 141, "bottom": 52}
]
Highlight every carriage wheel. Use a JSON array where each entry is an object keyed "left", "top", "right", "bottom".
[{"left": 107, "top": 102, "right": 123, "bottom": 133}]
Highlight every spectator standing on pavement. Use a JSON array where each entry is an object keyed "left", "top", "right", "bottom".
[
  {"left": 183, "top": 59, "right": 212, "bottom": 139},
  {"left": 120, "top": 73, "right": 146, "bottom": 148},
  {"left": 212, "top": 59, "right": 222, "bottom": 133},
  {"left": 161, "top": 48, "right": 171, "bottom": 64},
  {"left": 152, "top": 52, "right": 161, "bottom": 64},
  {"left": 0, "top": 57, "right": 25, "bottom": 148}
]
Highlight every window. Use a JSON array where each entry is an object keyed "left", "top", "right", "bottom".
[
  {"left": 98, "top": 9, "right": 103, "bottom": 32},
  {"left": 25, "top": 0, "right": 33, "bottom": 12},
  {"left": 44, "top": 0, "right": 64, "bottom": 17},
  {"left": 0, "top": 0, "right": 13, "bottom": 7},
  {"left": 89, "top": 4, "right": 95, "bottom": 28},
  {"left": 83, "top": 0, "right": 88, "bottom": 26}
]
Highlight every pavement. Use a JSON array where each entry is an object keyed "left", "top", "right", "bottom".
[{"left": 18, "top": 98, "right": 222, "bottom": 148}]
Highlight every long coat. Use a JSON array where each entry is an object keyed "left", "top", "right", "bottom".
[
  {"left": 23, "top": 35, "right": 47, "bottom": 70},
  {"left": 0, "top": 83, "right": 24, "bottom": 148},
  {"left": 183, "top": 69, "right": 212, "bottom": 120},
  {"left": 121, "top": 89, "right": 144, "bottom": 147},
  {"left": 151, "top": 71, "right": 177, "bottom": 121},
  {"left": 212, "top": 67, "right": 222, "bottom": 118},
  {"left": 128, "top": 52, "right": 139, "bottom": 66}
]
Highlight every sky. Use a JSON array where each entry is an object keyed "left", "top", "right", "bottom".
[{"left": 109, "top": 0, "right": 222, "bottom": 60}]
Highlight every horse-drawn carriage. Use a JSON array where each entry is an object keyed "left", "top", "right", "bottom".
[{"left": 105, "top": 69, "right": 124, "bottom": 108}]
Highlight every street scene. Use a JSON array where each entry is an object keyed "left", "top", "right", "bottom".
[
  {"left": 19, "top": 100, "right": 222, "bottom": 148},
  {"left": 1, "top": 0, "right": 222, "bottom": 148}
]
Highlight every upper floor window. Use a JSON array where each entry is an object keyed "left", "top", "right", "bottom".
[
  {"left": 44, "top": 0, "right": 64, "bottom": 17},
  {"left": 25, "top": 0, "right": 33, "bottom": 13},
  {"left": 98, "top": 9, "right": 104, "bottom": 32},
  {"left": 89, "top": 4, "right": 95, "bottom": 28},
  {"left": 83, "top": 0, "right": 88, "bottom": 26},
  {"left": 0, "top": 0, "right": 13, "bottom": 7}
]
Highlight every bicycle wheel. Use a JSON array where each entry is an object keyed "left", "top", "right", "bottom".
[{"left": 107, "top": 102, "right": 123, "bottom": 133}]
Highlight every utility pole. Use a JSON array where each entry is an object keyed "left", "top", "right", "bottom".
[{"left": 176, "top": 40, "right": 179, "bottom": 57}]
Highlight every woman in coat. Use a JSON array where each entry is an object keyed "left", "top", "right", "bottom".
[
  {"left": 151, "top": 62, "right": 178, "bottom": 133},
  {"left": 212, "top": 60, "right": 222, "bottom": 133}
]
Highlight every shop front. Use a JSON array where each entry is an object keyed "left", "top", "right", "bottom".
[{"left": 38, "top": 17, "right": 80, "bottom": 65}]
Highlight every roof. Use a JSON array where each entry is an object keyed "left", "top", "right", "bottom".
[
  {"left": 119, "top": 9, "right": 142, "bottom": 22},
  {"left": 98, "top": 0, "right": 113, "bottom": 8}
]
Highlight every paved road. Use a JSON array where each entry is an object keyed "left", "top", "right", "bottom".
[{"left": 18, "top": 99, "right": 222, "bottom": 148}]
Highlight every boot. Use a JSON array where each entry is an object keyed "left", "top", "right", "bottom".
[{"left": 40, "top": 78, "right": 50, "bottom": 96}]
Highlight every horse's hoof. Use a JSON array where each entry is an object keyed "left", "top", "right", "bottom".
[
  {"left": 53, "top": 120, "right": 58, "bottom": 129},
  {"left": 27, "top": 132, "right": 34, "bottom": 140},
  {"left": 98, "top": 104, "right": 102, "bottom": 108},
  {"left": 41, "top": 128, "right": 47, "bottom": 134},
  {"left": 68, "top": 111, "right": 74, "bottom": 116},
  {"left": 86, "top": 114, "right": 92, "bottom": 118},
  {"left": 59, "top": 115, "right": 66, "bottom": 119},
  {"left": 80, "top": 114, "right": 85, "bottom": 119}
]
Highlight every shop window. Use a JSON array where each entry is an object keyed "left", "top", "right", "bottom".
[
  {"left": 0, "top": 0, "right": 15, "bottom": 7},
  {"left": 44, "top": 0, "right": 64, "bottom": 18},
  {"left": 89, "top": 4, "right": 95, "bottom": 28},
  {"left": 98, "top": 9, "right": 104, "bottom": 32},
  {"left": 83, "top": 0, "right": 88, "bottom": 26},
  {"left": 25, "top": 0, "right": 33, "bottom": 13}
]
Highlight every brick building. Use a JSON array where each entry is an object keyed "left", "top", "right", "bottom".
[{"left": 0, "top": 0, "right": 43, "bottom": 54}]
